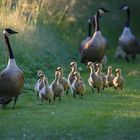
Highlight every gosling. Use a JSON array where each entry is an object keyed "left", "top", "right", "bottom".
[
  {"left": 56, "top": 67, "right": 70, "bottom": 95},
  {"left": 34, "top": 70, "right": 44, "bottom": 97},
  {"left": 95, "top": 63, "right": 106, "bottom": 89},
  {"left": 50, "top": 70, "right": 64, "bottom": 101},
  {"left": 87, "top": 62, "right": 103, "bottom": 93},
  {"left": 113, "top": 68, "right": 125, "bottom": 90},
  {"left": 106, "top": 66, "right": 115, "bottom": 87},
  {"left": 71, "top": 71, "right": 86, "bottom": 99},
  {"left": 39, "top": 76, "right": 54, "bottom": 104}
]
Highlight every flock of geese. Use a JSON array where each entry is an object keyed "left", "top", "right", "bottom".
[
  {"left": 0, "top": 4, "right": 139, "bottom": 108},
  {"left": 80, "top": 4, "right": 140, "bottom": 64},
  {"left": 34, "top": 61, "right": 125, "bottom": 104}
]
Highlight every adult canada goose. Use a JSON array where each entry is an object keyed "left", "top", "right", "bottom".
[
  {"left": 39, "top": 76, "right": 54, "bottom": 104},
  {"left": 34, "top": 70, "right": 44, "bottom": 97},
  {"left": 50, "top": 70, "right": 64, "bottom": 101},
  {"left": 56, "top": 67, "right": 70, "bottom": 95},
  {"left": 95, "top": 63, "right": 106, "bottom": 89},
  {"left": 118, "top": 4, "right": 140, "bottom": 62},
  {"left": 87, "top": 62, "right": 103, "bottom": 93},
  {"left": 0, "top": 28, "right": 24, "bottom": 108},
  {"left": 71, "top": 71, "right": 86, "bottom": 99},
  {"left": 81, "top": 8, "right": 109, "bottom": 64},
  {"left": 113, "top": 68, "right": 125, "bottom": 90},
  {"left": 106, "top": 66, "right": 115, "bottom": 87}
]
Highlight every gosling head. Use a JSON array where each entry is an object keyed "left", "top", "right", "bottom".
[
  {"left": 70, "top": 61, "right": 77, "bottom": 69},
  {"left": 119, "top": 4, "right": 129, "bottom": 11},
  {"left": 56, "top": 67, "right": 63, "bottom": 73},
  {"left": 87, "top": 62, "right": 94, "bottom": 68},
  {"left": 3, "top": 28, "right": 18, "bottom": 37},
  {"left": 38, "top": 73, "right": 45, "bottom": 80},
  {"left": 73, "top": 71, "right": 80, "bottom": 79},
  {"left": 55, "top": 70, "right": 61, "bottom": 78},
  {"left": 37, "top": 70, "right": 43, "bottom": 77},
  {"left": 115, "top": 68, "right": 121, "bottom": 75},
  {"left": 108, "top": 66, "right": 112, "bottom": 71}
]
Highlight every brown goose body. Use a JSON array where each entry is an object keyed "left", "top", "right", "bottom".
[
  {"left": 0, "top": 28, "right": 24, "bottom": 108},
  {"left": 81, "top": 8, "right": 109, "bottom": 64}
]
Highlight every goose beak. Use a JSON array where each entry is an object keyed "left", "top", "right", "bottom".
[{"left": 11, "top": 30, "right": 18, "bottom": 34}]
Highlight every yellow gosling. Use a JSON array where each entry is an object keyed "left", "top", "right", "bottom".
[{"left": 113, "top": 68, "right": 125, "bottom": 90}]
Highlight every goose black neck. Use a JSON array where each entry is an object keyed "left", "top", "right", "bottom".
[
  {"left": 95, "top": 12, "right": 100, "bottom": 32},
  {"left": 4, "top": 35, "right": 14, "bottom": 59},
  {"left": 88, "top": 22, "right": 92, "bottom": 36},
  {"left": 125, "top": 8, "right": 130, "bottom": 27}
]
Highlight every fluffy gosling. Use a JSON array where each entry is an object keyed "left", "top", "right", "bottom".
[
  {"left": 113, "top": 68, "right": 125, "bottom": 90},
  {"left": 34, "top": 70, "right": 44, "bottom": 97},
  {"left": 39, "top": 76, "right": 54, "bottom": 103},
  {"left": 56, "top": 67, "right": 70, "bottom": 95},
  {"left": 50, "top": 70, "right": 64, "bottom": 101},
  {"left": 95, "top": 63, "right": 106, "bottom": 89},
  {"left": 87, "top": 62, "right": 103, "bottom": 93},
  {"left": 71, "top": 71, "right": 86, "bottom": 99},
  {"left": 106, "top": 66, "right": 115, "bottom": 87}
]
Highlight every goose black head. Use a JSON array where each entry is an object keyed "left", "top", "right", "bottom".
[
  {"left": 98, "top": 8, "right": 110, "bottom": 15},
  {"left": 3, "top": 28, "right": 18, "bottom": 37},
  {"left": 119, "top": 4, "right": 129, "bottom": 10}
]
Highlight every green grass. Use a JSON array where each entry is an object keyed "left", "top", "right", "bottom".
[{"left": 0, "top": 0, "right": 140, "bottom": 139}]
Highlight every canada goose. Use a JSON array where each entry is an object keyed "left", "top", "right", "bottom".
[
  {"left": 50, "top": 70, "right": 64, "bottom": 101},
  {"left": 39, "top": 76, "right": 54, "bottom": 103},
  {"left": 34, "top": 70, "right": 44, "bottom": 97},
  {"left": 106, "top": 66, "right": 115, "bottom": 87},
  {"left": 118, "top": 4, "right": 140, "bottom": 62},
  {"left": 71, "top": 71, "right": 86, "bottom": 99},
  {"left": 0, "top": 28, "right": 24, "bottom": 108},
  {"left": 113, "top": 68, "right": 125, "bottom": 90},
  {"left": 87, "top": 62, "right": 103, "bottom": 93},
  {"left": 81, "top": 8, "right": 109, "bottom": 64},
  {"left": 56, "top": 67, "right": 70, "bottom": 95},
  {"left": 95, "top": 63, "right": 106, "bottom": 89}
]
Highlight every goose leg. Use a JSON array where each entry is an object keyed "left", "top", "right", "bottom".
[
  {"left": 59, "top": 96, "right": 61, "bottom": 101},
  {"left": 13, "top": 96, "right": 18, "bottom": 109},
  {"left": 125, "top": 54, "right": 130, "bottom": 62},
  {"left": 132, "top": 54, "right": 136, "bottom": 62}
]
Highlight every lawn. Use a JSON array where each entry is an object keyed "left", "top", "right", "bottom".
[{"left": 0, "top": 0, "right": 140, "bottom": 140}]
